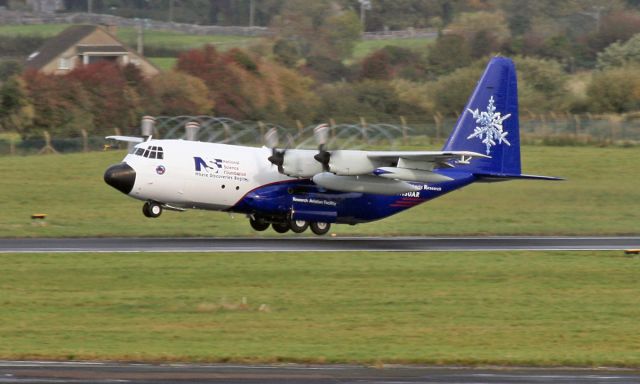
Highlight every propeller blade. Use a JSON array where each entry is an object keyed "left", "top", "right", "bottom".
[
  {"left": 268, "top": 149, "right": 284, "bottom": 168},
  {"left": 264, "top": 127, "right": 279, "bottom": 149},
  {"left": 314, "top": 147, "right": 331, "bottom": 172},
  {"left": 313, "top": 123, "right": 329, "bottom": 146},
  {"left": 313, "top": 124, "right": 331, "bottom": 172}
]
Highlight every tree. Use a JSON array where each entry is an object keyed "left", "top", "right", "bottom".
[
  {"left": 271, "top": 0, "right": 362, "bottom": 60},
  {"left": 429, "top": 64, "right": 483, "bottom": 115},
  {"left": 22, "top": 70, "right": 94, "bottom": 138},
  {"left": 0, "top": 76, "right": 34, "bottom": 134},
  {"left": 447, "top": 11, "right": 510, "bottom": 58},
  {"left": 597, "top": 33, "right": 640, "bottom": 69},
  {"left": 587, "top": 65, "right": 640, "bottom": 112},
  {"left": 426, "top": 34, "right": 472, "bottom": 77},
  {"left": 176, "top": 45, "right": 250, "bottom": 119},
  {"left": 585, "top": 10, "right": 640, "bottom": 65},
  {"left": 360, "top": 50, "right": 394, "bottom": 80},
  {"left": 66, "top": 61, "right": 143, "bottom": 134},
  {"left": 0, "top": 60, "right": 22, "bottom": 82},
  {"left": 151, "top": 71, "right": 213, "bottom": 116}
]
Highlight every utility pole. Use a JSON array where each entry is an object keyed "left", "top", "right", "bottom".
[
  {"left": 581, "top": 6, "right": 606, "bottom": 33},
  {"left": 249, "top": 0, "right": 255, "bottom": 27},
  {"left": 358, "top": 0, "right": 371, "bottom": 30},
  {"left": 136, "top": 19, "right": 144, "bottom": 56},
  {"left": 594, "top": 6, "right": 605, "bottom": 33}
]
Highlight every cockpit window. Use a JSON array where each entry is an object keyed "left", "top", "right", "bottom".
[{"left": 134, "top": 145, "right": 164, "bottom": 159}]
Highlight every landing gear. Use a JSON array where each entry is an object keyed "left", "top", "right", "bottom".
[
  {"left": 142, "top": 201, "right": 162, "bottom": 218},
  {"left": 249, "top": 217, "right": 270, "bottom": 231},
  {"left": 272, "top": 222, "right": 290, "bottom": 233},
  {"left": 288, "top": 218, "right": 309, "bottom": 234},
  {"left": 310, "top": 222, "right": 331, "bottom": 236}
]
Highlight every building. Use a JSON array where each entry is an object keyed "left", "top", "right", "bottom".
[{"left": 25, "top": 24, "right": 160, "bottom": 77}]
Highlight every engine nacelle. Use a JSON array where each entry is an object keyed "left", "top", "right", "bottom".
[
  {"left": 312, "top": 172, "right": 420, "bottom": 195},
  {"left": 328, "top": 150, "right": 378, "bottom": 176},
  {"left": 281, "top": 149, "right": 324, "bottom": 177},
  {"left": 375, "top": 167, "right": 453, "bottom": 183}
]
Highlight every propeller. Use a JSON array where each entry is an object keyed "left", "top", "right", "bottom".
[
  {"left": 313, "top": 124, "right": 331, "bottom": 172},
  {"left": 265, "top": 128, "right": 284, "bottom": 173}
]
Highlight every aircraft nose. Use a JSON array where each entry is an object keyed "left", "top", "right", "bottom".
[{"left": 104, "top": 163, "right": 136, "bottom": 194}]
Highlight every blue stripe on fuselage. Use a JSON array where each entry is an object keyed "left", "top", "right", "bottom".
[{"left": 230, "top": 170, "right": 476, "bottom": 224}]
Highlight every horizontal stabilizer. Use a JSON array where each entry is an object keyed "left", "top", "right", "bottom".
[
  {"left": 475, "top": 173, "right": 565, "bottom": 182},
  {"left": 105, "top": 135, "right": 144, "bottom": 143}
]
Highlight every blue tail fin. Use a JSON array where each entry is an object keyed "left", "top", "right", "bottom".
[{"left": 443, "top": 57, "right": 520, "bottom": 176}]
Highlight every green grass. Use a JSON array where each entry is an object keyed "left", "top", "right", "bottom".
[
  {"left": 115, "top": 28, "right": 257, "bottom": 51},
  {"left": 148, "top": 57, "right": 177, "bottom": 71},
  {"left": 0, "top": 23, "right": 433, "bottom": 58},
  {"left": 1, "top": 251, "right": 638, "bottom": 366},
  {"left": 0, "top": 23, "right": 257, "bottom": 52},
  {"left": 0, "top": 24, "right": 72, "bottom": 36},
  {"left": 0, "top": 145, "right": 638, "bottom": 238},
  {"left": 353, "top": 37, "right": 435, "bottom": 58}
]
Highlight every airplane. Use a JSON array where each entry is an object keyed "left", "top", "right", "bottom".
[{"left": 104, "top": 56, "right": 561, "bottom": 236}]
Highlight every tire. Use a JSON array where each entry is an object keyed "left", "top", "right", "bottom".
[
  {"left": 310, "top": 222, "right": 330, "bottom": 236},
  {"left": 142, "top": 202, "right": 151, "bottom": 217},
  {"left": 143, "top": 201, "right": 162, "bottom": 218},
  {"left": 249, "top": 217, "right": 270, "bottom": 231},
  {"left": 288, "top": 218, "right": 309, "bottom": 233},
  {"left": 272, "top": 222, "right": 290, "bottom": 234}
]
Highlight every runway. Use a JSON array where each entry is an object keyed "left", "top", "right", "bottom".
[
  {"left": 0, "top": 236, "right": 639, "bottom": 253},
  {"left": 1, "top": 361, "right": 639, "bottom": 384}
]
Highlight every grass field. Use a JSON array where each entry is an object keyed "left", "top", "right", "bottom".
[
  {"left": 0, "top": 250, "right": 638, "bottom": 366},
  {"left": 0, "top": 145, "right": 638, "bottom": 238},
  {"left": 0, "top": 23, "right": 429, "bottom": 60},
  {"left": 0, "top": 24, "right": 257, "bottom": 52},
  {"left": 353, "top": 37, "right": 435, "bottom": 58},
  {"left": 148, "top": 57, "right": 177, "bottom": 71}
]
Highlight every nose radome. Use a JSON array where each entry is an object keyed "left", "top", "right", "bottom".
[{"left": 104, "top": 163, "right": 136, "bottom": 194}]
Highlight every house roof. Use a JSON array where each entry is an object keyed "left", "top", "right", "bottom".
[
  {"left": 25, "top": 25, "right": 97, "bottom": 69},
  {"left": 76, "top": 45, "right": 129, "bottom": 54}
]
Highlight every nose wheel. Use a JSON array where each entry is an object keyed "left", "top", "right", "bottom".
[
  {"left": 249, "top": 217, "right": 270, "bottom": 231},
  {"left": 142, "top": 201, "right": 163, "bottom": 218}
]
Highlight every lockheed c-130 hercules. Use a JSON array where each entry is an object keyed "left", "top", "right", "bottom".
[{"left": 104, "top": 57, "right": 561, "bottom": 235}]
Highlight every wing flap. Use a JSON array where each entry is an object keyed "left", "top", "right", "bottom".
[
  {"left": 367, "top": 150, "right": 489, "bottom": 162},
  {"left": 366, "top": 150, "right": 490, "bottom": 170}
]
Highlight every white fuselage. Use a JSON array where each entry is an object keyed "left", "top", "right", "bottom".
[{"left": 124, "top": 139, "right": 293, "bottom": 210}]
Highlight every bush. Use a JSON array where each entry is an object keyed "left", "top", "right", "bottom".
[
  {"left": 587, "top": 66, "right": 640, "bottom": 113},
  {"left": 151, "top": 71, "right": 213, "bottom": 116}
]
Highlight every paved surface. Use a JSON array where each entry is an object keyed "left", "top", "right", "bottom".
[
  {"left": 0, "top": 236, "right": 639, "bottom": 253},
  {"left": 1, "top": 361, "right": 639, "bottom": 384}
]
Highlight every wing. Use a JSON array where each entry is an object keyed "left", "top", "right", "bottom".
[
  {"left": 310, "top": 150, "right": 490, "bottom": 195},
  {"left": 366, "top": 150, "right": 490, "bottom": 170}
]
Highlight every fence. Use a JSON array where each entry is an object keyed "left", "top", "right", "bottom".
[
  {"left": 362, "top": 28, "right": 438, "bottom": 40},
  {"left": 1, "top": 113, "right": 639, "bottom": 156},
  {"left": 0, "top": 10, "right": 271, "bottom": 36}
]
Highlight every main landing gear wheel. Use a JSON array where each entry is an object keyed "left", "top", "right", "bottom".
[
  {"left": 288, "top": 219, "right": 309, "bottom": 233},
  {"left": 249, "top": 217, "right": 270, "bottom": 231},
  {"left": 142, "top": 201, "right": 162, "bottom": 218},
  {"left": 272, "top": 222, "right": 290, "bottom": 234},
  {"left": 310, "top": 222, "right": 330, "bottom": 236}
]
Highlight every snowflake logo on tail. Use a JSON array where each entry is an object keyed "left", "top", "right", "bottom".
[{"left": 466, "top": 96, "right": 511, "bottom": 155}]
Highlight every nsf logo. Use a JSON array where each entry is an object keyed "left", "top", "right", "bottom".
[{"left": 156, "top": 165, "right": 166, "bottom": 175}]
